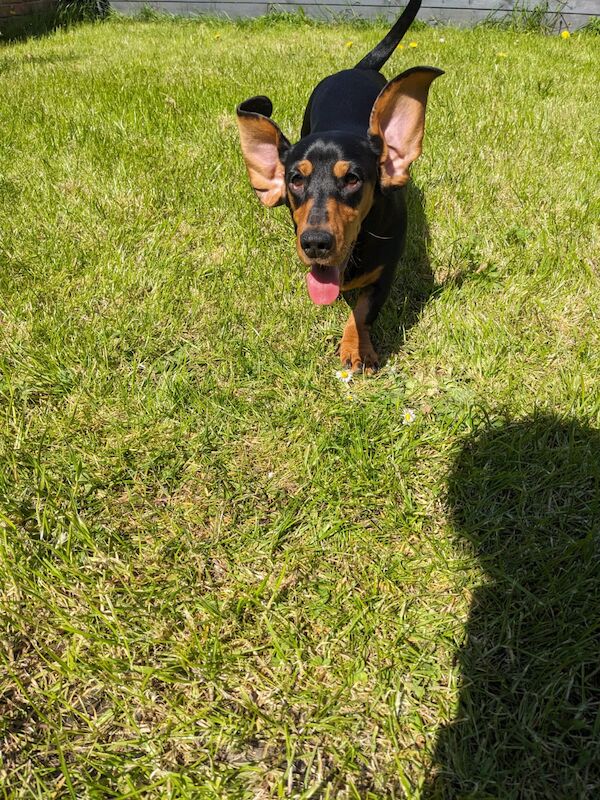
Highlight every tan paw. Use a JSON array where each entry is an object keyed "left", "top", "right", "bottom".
[{"left": 339, "top": 336, "right": 380, "bottom": 375}]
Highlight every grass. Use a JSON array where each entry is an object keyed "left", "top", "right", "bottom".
[{"left": 0, "top": 11, "right": 599, "bottom": 798}]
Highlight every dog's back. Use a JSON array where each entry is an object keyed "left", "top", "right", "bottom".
[
  {"left": 301, "top": 70, "right": 386, "bottom": 137},
  {"left": 301, "top": 0, "right": 423, "bottom": 137}
]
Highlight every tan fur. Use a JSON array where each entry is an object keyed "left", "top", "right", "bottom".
[
  {"left": 339, "top": 292, "right": 379, "bottom": 373},
  {"left": 292, "top": 198, "right": 315, "bottom": 230},
  {"left": 332, "top": 160, "right": 351, "bottom": 178},
  {"left": 292, "top": 199, "right": 315, "bottom": 262},
  {"left": 298, "top": 160, "right": 313, "bottom": 176},
  {"left": 325, "top": 183, "right": 375, "bottom": 262},
  {"left": 341, "top": 265, "right": 384, "bottom": 291}
]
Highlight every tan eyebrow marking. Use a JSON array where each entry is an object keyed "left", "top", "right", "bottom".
[
  {"left": 333, "top": 160, "right": 351, "bottom": 178},
  {"left": 297, "top": 159, "right": 313, "bottom": 176}
]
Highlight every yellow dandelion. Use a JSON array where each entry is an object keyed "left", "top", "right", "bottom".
[
  {"left": 561, "top": 30, "right": 570, "bottom": 39},
  {"left": 345, "top": 41, "right": 353, "bottom": 48},
  {"left": 497, "top": 51, "right": 508, "bottom": 58},
  {"left": 409, "top": 41, "right": 418, "bottom": 48}
]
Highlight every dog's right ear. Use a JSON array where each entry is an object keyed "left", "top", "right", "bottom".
[{"left": 236, "top": 96, "right": 291, "bottom": 208}]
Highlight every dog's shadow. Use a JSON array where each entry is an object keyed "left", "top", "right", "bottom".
[
  {"left": 424, "top": 414, "right": 600, "bottom": 799},
  {"left": 373, "top": 181, "right": 435, "bottom": 364}
]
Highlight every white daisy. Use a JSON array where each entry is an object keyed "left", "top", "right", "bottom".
[
  {"left": 402, "top": 408, "right": 416, "bottom": 425},
  {"left": 335, "top": 369, "right": 353, "bottom": 384}
]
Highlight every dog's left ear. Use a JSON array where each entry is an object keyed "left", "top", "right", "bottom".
[
  {"left": 236, "top": 96, "right": 291, "bottom": 208},
  {"left": 369, "top": 67, "right": 444, "bottom": 190}
]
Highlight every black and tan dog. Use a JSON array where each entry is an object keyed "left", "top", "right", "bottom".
[{"left": 236, "top": 0, "right": 442, "bottom": 373}]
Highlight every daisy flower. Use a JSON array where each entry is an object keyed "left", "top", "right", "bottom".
[
  {"left": 336, "top": 369, "right": 353, "bottom": 384},
  {"left": 402, "top": 408, "right": 416, "bottom": 425}
]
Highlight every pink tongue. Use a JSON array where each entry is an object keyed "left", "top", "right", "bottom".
[{"left": 305, "top": 265, "right": 340, "bottom": 305}]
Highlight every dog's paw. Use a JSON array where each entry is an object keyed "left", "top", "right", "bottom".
[{"left": 339, "top": 339, "right": 380, "bottom": 375}]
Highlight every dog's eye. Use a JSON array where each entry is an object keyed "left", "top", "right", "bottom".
[
  {"left": 344, "top": 173, "right": 361, "bottom": 188},
  {"left": 290, "top": 175, "right": 305, "bottom": 191}
]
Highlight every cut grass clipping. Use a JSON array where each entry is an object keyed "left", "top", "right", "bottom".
[{"left": 1, "top": 13, "right": 599, "bottom": 799}]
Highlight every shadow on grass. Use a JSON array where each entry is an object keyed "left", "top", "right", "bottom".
[
  {"left": 0, "top": 1, "right": 107, "bottom": 44},
  {"left": 0, "top": 52, "right": 80, "bottom": 74},
  {"left": 373, "top": 180, "right": 435, "bottom": 364},
  {"left": 426, "top": 414, "right": 600, "bottom": 799}
]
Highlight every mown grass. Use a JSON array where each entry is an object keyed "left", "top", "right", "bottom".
[{"left": 0, "top": 12, "right": 599, "bottom": 798}]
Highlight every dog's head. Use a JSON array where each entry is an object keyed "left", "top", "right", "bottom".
[{"left": 236, "top": 67, "right": 442, "bottom": 301}]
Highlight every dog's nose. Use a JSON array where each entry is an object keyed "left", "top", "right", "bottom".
[{"left": 300, "top": 229, "right": 334, "bottom": 260}]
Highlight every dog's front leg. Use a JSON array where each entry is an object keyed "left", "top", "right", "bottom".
[{"left": 340, "top": 287, "right": 382, "bottom": 374}]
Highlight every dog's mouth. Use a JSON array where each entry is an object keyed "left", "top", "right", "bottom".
[
  {"left": 305, "top": 251, "right": 352, "bottom": 306},
  {"left": 305, "top": 264, "right": 340, "bottom": 305}
]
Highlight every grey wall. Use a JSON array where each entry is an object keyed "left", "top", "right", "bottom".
[{"left": 109, "top": 1, "right": 598, "bottom": 30}]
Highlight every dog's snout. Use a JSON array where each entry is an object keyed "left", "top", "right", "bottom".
[{"left": 300, "top": 229, "right": 334, "bottom": 260}]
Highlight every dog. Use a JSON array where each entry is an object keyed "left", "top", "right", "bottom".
[{"left": 236, "top": 0, "right": 442, "bottom": 373}]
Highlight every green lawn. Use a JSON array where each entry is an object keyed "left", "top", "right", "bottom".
[{"left": 0, "top": 13, "right": 599, "bottom": 798}]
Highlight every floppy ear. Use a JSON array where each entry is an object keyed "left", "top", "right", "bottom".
[
  {"left": 236, "top": 96, "right": 291, "bottom": 208},
  {"left": 369, "top": 67, "right": 444, "bottom": 190}
]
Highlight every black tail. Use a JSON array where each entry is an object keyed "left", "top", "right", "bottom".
[{"left": 355, "top": 0, "right": 422, "bottom": 71}]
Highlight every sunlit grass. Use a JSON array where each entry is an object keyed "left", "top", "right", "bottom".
[{"left": 0, "top": 14, "right": 598, "bottom": 797}]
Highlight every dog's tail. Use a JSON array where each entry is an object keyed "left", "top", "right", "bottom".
[{"left": 354, "top": 0, "right": 422, "bottom": 72}]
